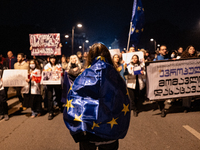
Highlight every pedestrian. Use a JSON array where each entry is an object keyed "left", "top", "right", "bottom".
[
  {"left": 61, "top": 55, "right": 68, "bottom": 70},
  {"left": 77, "top": 51, "right": 83, "bottom": 63},
  {"left": 14, "top": 53, "right": 29, "bottom": 110},
  {"left": 63, "top": 43, "right": 130, "bottom": 150},
  {"left": 113, "top": 54, "right": 125, "bottom": 80},
  {"left": 125, "top": 54, "right": 146, "bottom": 117},
  {"left": 43, "top": 55, "right": 63, "bottom": 120},
  {"left": 0, "top": 63, "right": 9, "bottom": 121},
  {"left": 153, "top": 45, "right": 171, "bottom": 117},
  {"left": 181, "top": 45, "right": 198, "bottom": 112},
  {"left": 22, "top": 59, "right": 43, "bottom": 118},
  {"left": 66, "top": 55, "right": 82, "bottom": 82},
  {"left": 6, "top": 51, "right": 17, "bottom": 69}
]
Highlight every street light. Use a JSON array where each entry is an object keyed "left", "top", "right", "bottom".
[
  {"left": 82, "top": 40, "right": 89, "bottom": 53},
  {"left": 72, "top": 24, "right": 82, "bottom": 55},
  {"left": 65, "top": 35, "right": 69, "bottom": 38},
  {"left": 150, "top": 38, "right": 157, "bottom": 51}
]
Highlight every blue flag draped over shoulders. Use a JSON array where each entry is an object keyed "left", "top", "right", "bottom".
[{"left": 63, "top": 56, "right": 130, "bottom": 141}]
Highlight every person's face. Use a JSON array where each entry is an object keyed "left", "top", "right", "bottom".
[
  {"left": 188, "top": 46, "right": 195, "bottom": 55},
  {"left": 159, "top": 46, "right": 167, "bottom": 56},
  {"left": 113, "top": 55, "right": 119, "bottom": 63},
  {"left": 71, "top": 57, "right": 76, "bottom": 64},
  {"left": 50, "top": 58, "right": 56, "bottom": 65},
  {"left": 7, "top": 51, "right": 13, "bottom": 58},
  {"left": 61, "top": 57, "right": 66, "bottom": 63},
  {"left": 129, "top": 47, "right": 135, "bottom": 52},
  {"left": 77, "top": 54, "right": 82, "bottom": 58},
  {"left": 146, "top": 52, "right": 149, "bottom": 56},
  {"left": 132, "top": 56, "right": 138, "bottom": 64},
  {"left": 17, "top": 55, "right": 23, "bottom": 63},
  {"left": 178, "top": 47, "right": 183, "bottom": 53}
]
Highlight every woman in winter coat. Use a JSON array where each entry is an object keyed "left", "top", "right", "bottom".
[
  {"left": 125, "top": 54, "right": 146, "bottom": 117},
  {"left": 66, "top": 55, "right": 82, "bottom": 82},
  {"left": 22, "top": 59, "right": 42, "bottom": 118}
]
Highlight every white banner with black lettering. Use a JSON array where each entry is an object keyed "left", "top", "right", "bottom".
[{"left": 146, "top": 59, "right": 200, "bottom": 100}]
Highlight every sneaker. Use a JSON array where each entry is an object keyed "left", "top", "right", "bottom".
[
  {"left": 4, "top": 114, "right": 9, "bottom": 121},
  {"left": 161, "top": 109, "right": 166, "bottom": 117},
  {"left": 37, "top": 113, "right": 41, "bottom": 117},
  {"left": 0, "top": 115, "right": 4, "bottom": 120},
  {"left": 30, "top": 115, "right": 35, "bottom": 119},
  {"left": 48, "top": 113, "right": 54, "bottom": 120}
]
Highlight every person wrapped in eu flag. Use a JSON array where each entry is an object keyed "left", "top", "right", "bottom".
[{"left": 63, "top": 43, "right": 130, "bottom": 150}]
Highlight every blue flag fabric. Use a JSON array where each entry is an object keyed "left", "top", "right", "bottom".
[
  {"left": 130, "top": 0, "right": 145, "bottom": 46},
  {"left": 63, "top": 56, "right": 130, "bottom": 141},
  {"left": 61, "top": 72, "right": 72, "bottom": 104}
]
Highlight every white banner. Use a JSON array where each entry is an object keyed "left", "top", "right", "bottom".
[
  {"left": 122, "top": 51, "right": 144, "bottom": 64},
  {"left": 2, "top": 70, "right": 28, "bottom": 87},
  {"left": 146, "top": 59, "right": 200, "bottom": 100},
  {"left": 41, "top": 71, "right": 61, "bottom": 85}
]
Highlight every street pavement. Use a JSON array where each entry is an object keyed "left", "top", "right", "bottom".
[{"left": 0, "top": 90, "right": 200, "bottom": 150}]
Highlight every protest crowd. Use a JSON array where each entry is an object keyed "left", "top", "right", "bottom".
[{"left": 0, "top": 43, "right": 200, "bottom": 149}]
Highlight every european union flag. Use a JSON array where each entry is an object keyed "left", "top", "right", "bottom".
[
  {"left": 63, "top": 56, "right": 130, "bottom": 142},
  {"left": 130, "top": 0, "right": 145, "bottom": 47}
]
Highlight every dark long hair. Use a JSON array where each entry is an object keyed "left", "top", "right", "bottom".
[
  {"left": 131, "top": 54, "right": 140, "bottom": 65},
  {"left": 86, "top": 43, "right": 113, "bottom": 67},
  {"left": 29, "top": 59, "right": 41, "bottom": 70},
  {"left": 181, "top": 45, "right": 197, "bottom": 58}
]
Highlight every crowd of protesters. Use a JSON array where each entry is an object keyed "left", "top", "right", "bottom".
[{"left": 0, "top": 44, "right": 199, "bottom": 121}]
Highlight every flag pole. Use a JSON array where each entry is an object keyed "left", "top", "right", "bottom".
[{"left": 126, "top": 21, "right": 132, "bottom": 52}]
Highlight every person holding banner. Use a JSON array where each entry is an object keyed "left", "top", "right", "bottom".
[
  {"left": 181, "top": 45, "right": 198, "bottom": 112},
  {"left": 43, "top": 55, "right": 63, "bottom": 120},
  {"left": 22, "top": 59, "right": 42, "bottom": 118},
  {"left": 113, "top": 54, "right": 125, "bottom": 80},
  {"left": 125, "top": 54, "right": 145, "bottom": 117},
  {"left": 153, "top": 45, "right": 171, "bottom": 117},
  {"left": 14, "top": 53, "right": 29, "bottom": 110},
  {"left": 0, "top": 63, "right": 9, "bottom": 121}
]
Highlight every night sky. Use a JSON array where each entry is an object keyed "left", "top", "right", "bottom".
[{"left": 1, "top": 0, "right": 200, "bottom": 54}]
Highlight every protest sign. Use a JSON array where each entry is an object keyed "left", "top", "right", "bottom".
[
  {"left": 109, "top": 49, "right": 120, "bottom": 58},
  {"left": 41, "top": 71, "right": 61, "bottom": 85},
  {"left": 122, "top": 51, "right": 144, "bottom": 64},
  {"left": 2, "top": 70, "right": 28, "bottom": 87},
  {"left": 146, "top": 58, "right": 200, "bottom": 100},
  {"left": 30, "top": 33, "right": 61, "bottom": 56}
]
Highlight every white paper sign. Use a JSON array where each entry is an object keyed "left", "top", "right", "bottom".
[
  {"left": 146, "top": 59, "right": 200, "bottom": 100},
  {"left": 109, "top": 49, "right": 120, "bottom": 58},
  {"left": 2, "top": 70, "right": 28, "bottom": 87},
  {"left": 41, "top": 71, "right": 61, "bottom": 85},
  {"left": 122, "top": 51, "right": 144, "bottom": 64}
]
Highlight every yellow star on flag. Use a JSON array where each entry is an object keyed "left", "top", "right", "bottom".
[
  {"left": 126, "top": 89, "right": 129, "bottom": 95},
  {"left": 135, "top": 29, "right": 139, "bottom": 33},
  {"left": 88, "top": 65, "right": 91, "bottom": 68},
  {"left": 107, "top": 118, "right": 118, "bottom": 129},
  {"left": 122, "top": 104, "right": 130, "bottom": 116},
  {"left": 131, "top": 27, "right": 135, "bottom": 32},
  {"left": 65, "top": 99, "right": 74, "bottom": 111},
  {"left": 141, "top": 28, "right": 144, "bottom": 32},
  {"left": 68, "top": 85, "right": 73, "bottom": 94},
  {"left": 91, "top": 121, "right": 100, "bottom": 130},
  {"left": 97, "top": 56, "right": 106, "bottom": 62},
  {"left": 74, "top": 114, "right": 83, "bottom": 122},
  {"left": 137, "top": 6, "right": 141, "bottom": 11},
  {"left": 142, "top": 8, "right": 144, "bottom": 11}
]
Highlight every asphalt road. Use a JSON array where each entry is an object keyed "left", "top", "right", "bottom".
[{"left": 0, "top": 99, "right": 200, "bottom": 150}]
